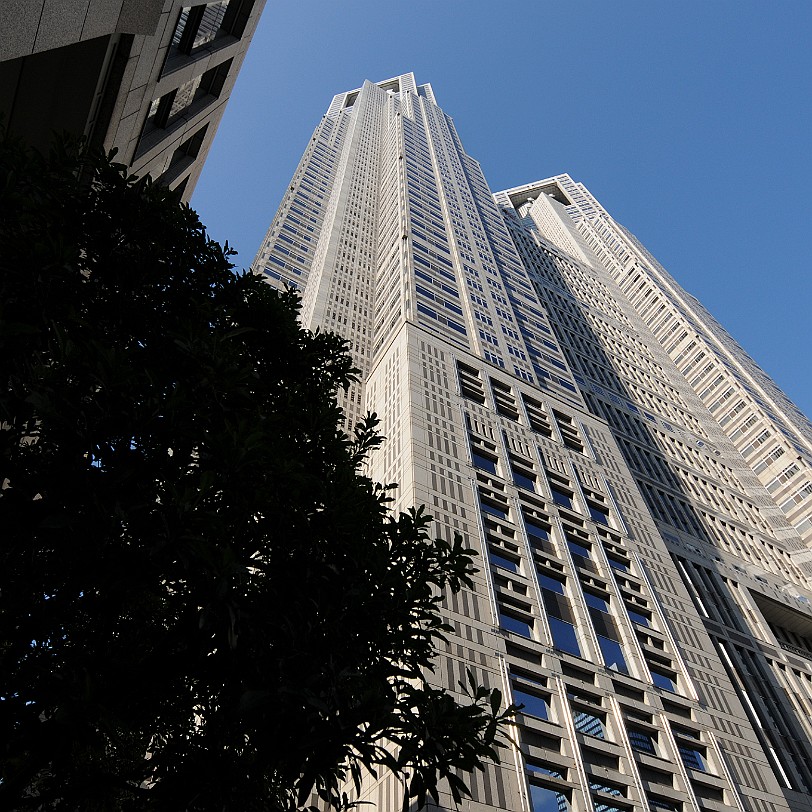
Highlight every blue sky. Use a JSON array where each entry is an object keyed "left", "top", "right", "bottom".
[{"left": 192, "top": 0, "right": 812, "bottom": 417}]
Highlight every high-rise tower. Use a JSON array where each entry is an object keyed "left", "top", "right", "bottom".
[{"left": 252, "top": 74, "right": 812, "bottom": 812}]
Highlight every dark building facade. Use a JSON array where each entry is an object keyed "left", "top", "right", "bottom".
[{"left": 0, "top": 0, "right": 265, "bottom": 200}]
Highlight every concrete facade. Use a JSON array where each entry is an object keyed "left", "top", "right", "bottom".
[
  {"left": 0, "top": 0, "right": 265, "bottom": 200},
  {"left": 252, "top": 74, "right": 812, "bottom": 812}
]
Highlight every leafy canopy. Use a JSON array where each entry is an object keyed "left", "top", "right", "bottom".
[{"left": 0, "top": 138, "right": 512, "bottom": 811}]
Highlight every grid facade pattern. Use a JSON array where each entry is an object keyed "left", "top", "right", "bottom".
[{"left": 252, "top": 74, "right": 812, "bottom": 812}]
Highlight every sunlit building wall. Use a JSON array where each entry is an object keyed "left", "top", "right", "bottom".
[{"left": 252, "top": 73, "right": 812, "bottom": 812}]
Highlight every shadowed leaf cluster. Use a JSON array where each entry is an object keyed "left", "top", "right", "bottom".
[{"left": 0, "top": 137, "right": 513, "bottom": 811}]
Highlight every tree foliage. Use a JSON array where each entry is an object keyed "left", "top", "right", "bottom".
[{"left": 0, "top": 138, "right": 512, "bottom": 811}]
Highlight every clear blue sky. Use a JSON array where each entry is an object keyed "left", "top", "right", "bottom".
[{"left": 192, "top": 0, "right": 812, "bottom": 418}]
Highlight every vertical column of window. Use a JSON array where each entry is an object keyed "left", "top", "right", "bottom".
[
  {"left": 576, "top": 479, "right": 613, "bottom": 527},
  {"left": 537, "top": 571, "right": 581, "bottom": 656},
  {"left": 484, "top": 515, "right": 523, "bottom": 576},
  {"left": 581, "top": 589, "right": 629, "bottom": 675}
]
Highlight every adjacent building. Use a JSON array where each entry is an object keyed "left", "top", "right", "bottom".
[
  {"left": 0, "top": 0, "right": 265, "bottom": 200},
  {"left": 252, "top": 74, "right": 812, "bottom": 812}
]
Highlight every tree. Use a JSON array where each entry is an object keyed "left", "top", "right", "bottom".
[{"left": 0, "top": 137, "right": 512, "bottom": 811}]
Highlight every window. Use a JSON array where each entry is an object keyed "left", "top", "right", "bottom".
[
  {"left": 648, "top": 799, "right": 680, "bottom": 812},
  {"left": 626, "top": 605, "right": 650, "bottom": 627},
  {"left": 588, "top": 503, "right": 610, "bottom": 525},
  {"left": 529, "top": 783, "right": 569, "bottom": 812},
  {"left": 167, "top": 0, "right": 255, "bottom": 63},
  {"left": 480, "top": 496, "right": 509, "bottom": 521},
  {"left": 489, "top": 551, "right": 520, "bottom": 573},
  {"left": 170, "top": 2, "right": 229, "bottom": 56},
  {"left": 597, "top": 636, "right": 628, "bottom": 674},
  {"left": 514, "top": 688, "right": 551, "bottom": 721},
  {"left": 513, "top": 466, "right": 537, "bottom": 492},
  {"left": 650, "top": 666, "right": 677, "bottom": 692},
  {"left": 500, "top": 610, "right": 533, "bottom": 639},
  {"left": 158, "top": 123, "right": 209, "bottom": 183},
  {"left": 472, "top": 451, "right": 498, "bottom": 475},
  {"left": 572, "top": 708, "right": 606, "bottom": 739},
  {"left": 548, "top": 616, "right": 581, "bottom": 656},
  {"left": 677, "top": 744, "right": 707, "bottom": 772},
  {"left": 550, "top": 486, "right": 574, "bottom": 510},
  {"left": 628, "top": 727, "right": 657, "bottom": 755}
]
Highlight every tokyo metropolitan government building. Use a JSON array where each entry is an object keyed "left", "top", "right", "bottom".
[{"left": 251, "top": 74, "right": 812, "bottom": 812}]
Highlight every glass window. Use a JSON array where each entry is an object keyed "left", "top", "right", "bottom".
[
  {"left": 626, "top": 607, "right": 650, "bottom": 627},
  {"left": 628, "top": 727, "right": 657, "bottom": 755},
  {"left": 526, "top": 761, "right": 565, "bottom": 780},
  {"left": 678, "top": 745, "right": 706, "bottom": 772},
  {"left": 489, "top": 551, "right": 520, "bottom": 573},
  {"left": 584, "top": 591, "right": 609, "bottom": 612},
  {"left": 548, "top": 616, "right": 581, "bottom": 656},
  {"left": 170, "top": 2, "right": 229, "bottom": 56},
  {"left": 529, "top": 783, "right": 569, "bottom": 812},
  {"left": 651, "top": 667, "right": 677, "bottom": 692},
  {"left": 551, "top": 487, "right": 573, "bottom": 509},
  {"left": 597, "top": 636, "right": 628, "bottom": 674},
  {"left": 480, "top": 499, "right": 508, "bottom": 521},
  {"left": 539, "top": 574, "right": 565, "bottom": 594},
  {"left": 589, "top": 780, "right": 623, "bottom": 797},
  {"left": 514, "top": 688, "right": 551, "bottom": 721},
  {"left": 588, "top": 503, "right": 610, "bottom": 524},
  {"left": 572, "top": 709, "right": 606, "bottom": 739},
  {"left": 649, "top": 798, "right": 679, "bottom": 811},
  {"left": 514, "top": 468, "right": 537, "bottom": 492},
  {"left": 472, "top": 451, "right": 498, "bottom": 474},
  {"left": 500, "top": 611, "right": 533, "bottom": 639}
]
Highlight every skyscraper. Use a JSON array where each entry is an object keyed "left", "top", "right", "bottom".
[{"left": 252, "top": 74, "right": 812, "bottom": 812}]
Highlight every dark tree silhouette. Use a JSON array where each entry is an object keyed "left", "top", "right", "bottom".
[{"left": 0, "top": 139, "right": 512, "bottom": 811}]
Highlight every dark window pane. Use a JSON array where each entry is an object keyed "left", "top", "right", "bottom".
[
  {"left": 597, "top": 635, "right": 628, "bottom": 674},
  {"left": 678, "top": 745, "right": 706, "bottom": 772},
  {"left": 589, "top": 780, "right": 623, "bottom": 797},
  {"left": 548, "top": 616, "right": 580, "bottom": 656},
  {"left": 584, "top": 591, "right": 609, "bottom": 612},
  {"left": 589, "top": 503, "right": 610, "bottom": 524},
  {"left": 480, "top": 499, "right": 508, "bottom": 520},
  {"left": 572, "top": 709, "right": 605, "bottom": 739},
  {"left": 627, "top": 607, "right": 650, "bottom": 627},
  {"left": 501, "top": 611, "right": 533, "bottom": 638},
  {"left": 514, "top": 470, "right": 537, "bottom": 492},
  {"left": 628, "top": 728, "right": 657, "bottom": 755},
  {"left": 472, "top": 451, "right": 497, "bottom": 474},
  {"left": 529, "top": 783, "right": 569, "bottom": 812},
  {"left": 651, "top": 668, "right": 677, "bottom": 692},
  {"left": 490, "top": 552, "right": 520, "bottom": 573},
  {"left": 541, "top": 589, "right": 573, "bottom": 623},
  {"left": 551, "top": 487, "right": 573, "bottom": 509},
  {"left": 514, "top": 688, "right": 550, "bottom": 721},
  {"left": 539, "top": 574, "right": 564, "bottom": 594}
]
